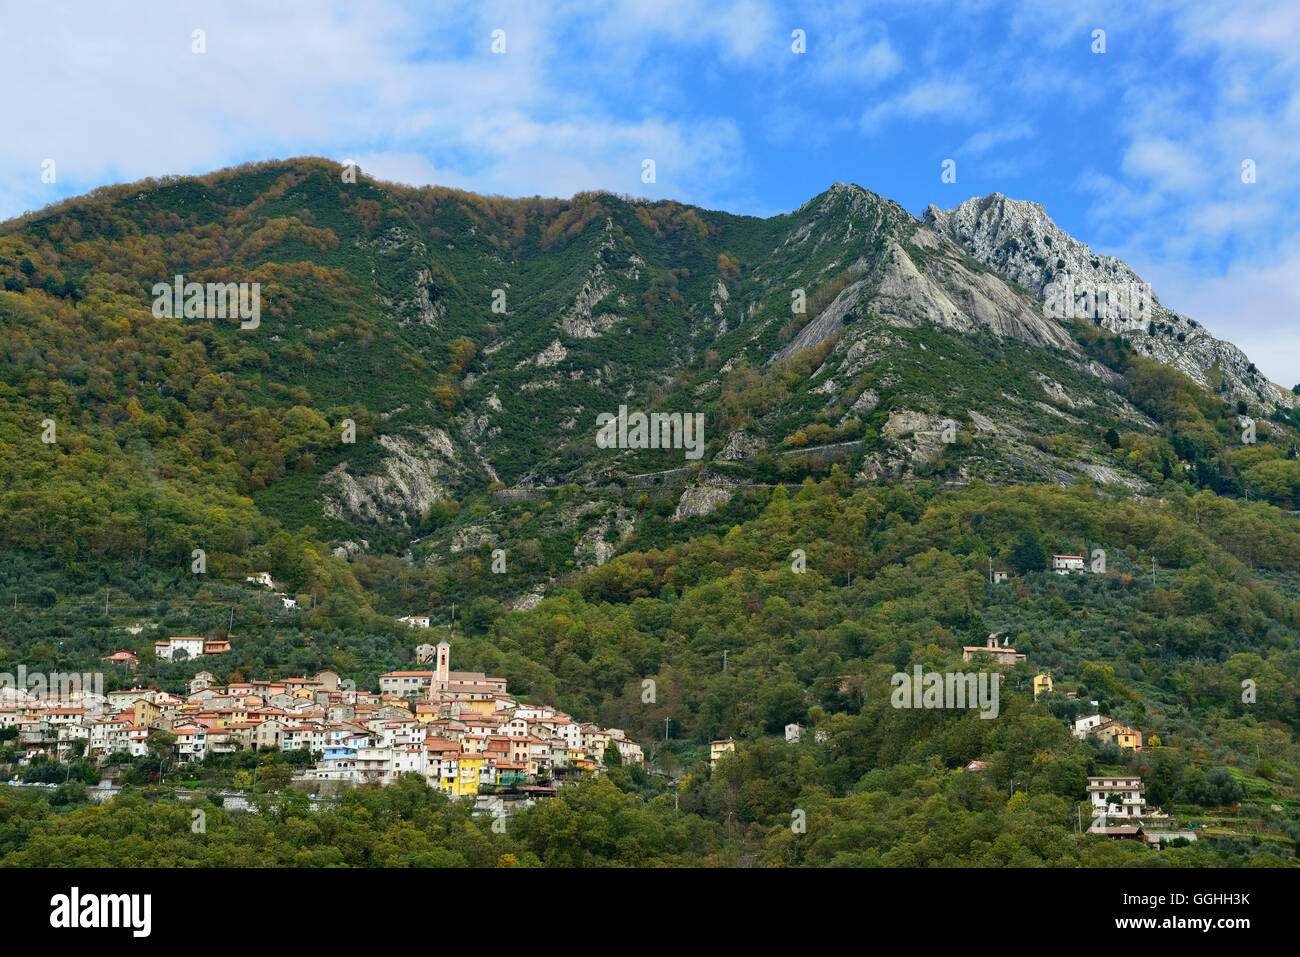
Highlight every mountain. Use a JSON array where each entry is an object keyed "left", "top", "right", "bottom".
[
  {"left": 3, "top": 159, "right": 1298, "bottom": 581},
  {"left": 4, "top": 160, "right": 1300, "bottom": 867}
]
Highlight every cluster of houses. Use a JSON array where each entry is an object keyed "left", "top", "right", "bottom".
[
  {"left": 1073, "top": 713, "right": 1145, "bottom": 751},
  {"left": 154, "top": 637, "right": 231, "bottom": 661},
  {"left": 1, "top": 639, "right": 641, "bottom": 799},
  {"left": 99, "top": 636, "right": 232, "bottom": 668}
]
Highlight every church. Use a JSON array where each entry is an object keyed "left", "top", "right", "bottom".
[{"left": 429, "top": 639, "right": 509, "bottom": 702}]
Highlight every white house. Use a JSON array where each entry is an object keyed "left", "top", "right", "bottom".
[
  {"left": 398, "top": 615, "right": 431, "bottom": 628},
  {"left": 155, "top": 637, "right": 206, "bottom": 661},
  {"left": 172, "top": 724, "right": 209, "bottom": 763},
  {"left": 246, "top": 572, "right": 275, "bottom": 589},
  {"left": 1052, "top": 554, "right": 1087, "bottom": 574},
  {"left": 1087, "top": 775, "right": 1164, "bottom": 826},
  {"left": 611, "top": 734, "right": 644, "bottom": 764},
  {"left": 1073, "top": 714, "right": 1110, "bottom": 739}
]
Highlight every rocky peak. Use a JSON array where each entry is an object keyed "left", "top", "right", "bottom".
[
  {"left": 923, "top": 194, "right": 1144, "bottom": 300},
  {"left": 925, "top": 194, "right": 1296, "bottom": 410}
]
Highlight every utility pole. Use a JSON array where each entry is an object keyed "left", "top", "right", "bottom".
[
  {"left": 988, "top": 556, "right": 992, "bottom": 585},
  {"left": 722, "top": 650, "right": 728, "bottom": 672},
  {"left": 664, "top": 717, "right": 670, "bottom": 741},
  {"left": 105, "top": 589, "right": 109, "bottom": 616},
  {"left": 1151, "top": 557, "right": 1156, "bottom": 586}
]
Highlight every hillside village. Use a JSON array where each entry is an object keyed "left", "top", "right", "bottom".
[
  {"left": 0, "top": 527, "right": 1279, "bottom": 863},
  {"left": 1, "top": 637, "right": 641, "bottom": 798}
]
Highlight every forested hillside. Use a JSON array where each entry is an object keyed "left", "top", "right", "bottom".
[{"left": 3, "top": 159, "right": 1300, "bottom": 866}]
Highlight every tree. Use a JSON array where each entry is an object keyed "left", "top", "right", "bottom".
[
  {"left": 603, "top": 744, "right": 623, "bottom": 768},
  {"left": 1008, "top": 533, "right": 1047, "bottom": 575},
  {"left": 259, "top": 762, "right": 293, "bottom": 791},
  {"left": 146, "top": 730, "right": 177, "bottom": 775}
]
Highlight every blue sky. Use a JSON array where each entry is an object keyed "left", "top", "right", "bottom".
[{"left": 4, "top": 0, "right": 1298, "bottom": 383}]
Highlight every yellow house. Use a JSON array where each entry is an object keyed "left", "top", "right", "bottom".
[
  {"left": 1115, "top": 726, "right": 1144, "bottom": 751},
  {"left": 569, "top": 751, "right": 595, "bottom": 771},
  {"left": 214, "top": 708, "right": 249, "bottom": 729},
  {"left": 709, "top": 739, "right": 735, "bottom": 769},
  {"left": 1033, "top": 673, "right": 1053, "bottom": 699},
  {"left": 133, "top": 698, "right": 161, "bottom": 729},
  {"left": 453, "top": 752, "right": 484, "bottom": 797}
]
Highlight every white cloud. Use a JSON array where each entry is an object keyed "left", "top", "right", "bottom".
[
  {"left": 957, "top": 122, "right": 1033, "bottom": 156},
  {"left": 1139, "top": 250, "right": 1300, "bottom": 388},
  {"left": 797, "top": 4, "right": 900, "bottom": 85},
  {"left": 0, "top": 0, "right": 762, "bottom": 219},
  {"left": 1120, "top": 138, "right": 1208, "bottom": 192},
  {"left": 860, "top": 79, "right": 980, "bottom": 131}
]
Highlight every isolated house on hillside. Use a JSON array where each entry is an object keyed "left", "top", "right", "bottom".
[
  {"left": 1052, "top": 554, "right": 1087, "bottom": 574},
  {"left": 961, "top": 635, "right": 1026, "bottom": 665},
  {"left": 709, "top": 739, "right": 735, "bottom": 768},
  {"left": 1086, "top": 775, "right": 1165, "bottom": 829}
]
